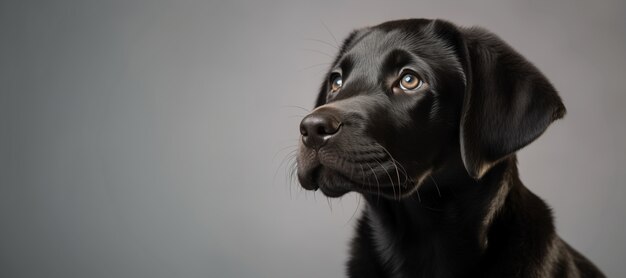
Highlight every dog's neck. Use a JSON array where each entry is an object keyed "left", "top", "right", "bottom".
[{"left": 361, "top": 156, "right": 531, "bottom": 277}]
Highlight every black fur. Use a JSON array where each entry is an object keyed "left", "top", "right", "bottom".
[{"left": 296, "top": 19, "right": 604, "bottom": 277}]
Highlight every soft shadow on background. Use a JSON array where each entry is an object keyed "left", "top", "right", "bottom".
[{"left": 1, "top": 0, "right": 625, "bottom": 277}]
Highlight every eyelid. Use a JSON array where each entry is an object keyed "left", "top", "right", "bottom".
[
  {"left": 400, "top": 68, "right": 427, "bottom": 84},
  {"left": 329, "top": 71, "right": 342, "bottom": 81},
  {"left": 399, "top": 67, "right": 421, "bottom": 77}
]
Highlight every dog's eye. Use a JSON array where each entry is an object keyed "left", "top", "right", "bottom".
[
  {"left": 330, "top": 74, "right": 342, "bottom": 93},
  {"left": 399, "top": 73, "right": 422, "bottom": 91}
]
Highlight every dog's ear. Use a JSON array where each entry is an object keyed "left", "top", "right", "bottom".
[{"left": 434, "top": 21, "right": 566, "bottom": 179}]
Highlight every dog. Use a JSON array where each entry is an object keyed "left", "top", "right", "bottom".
[{"left": 295, "top": 19, "right": 605, "bottom": 277}]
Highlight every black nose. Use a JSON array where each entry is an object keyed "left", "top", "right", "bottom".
[{"left": 299, "top": 113, "right": 341, "bottom": 149}]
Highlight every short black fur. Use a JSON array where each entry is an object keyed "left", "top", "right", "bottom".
[{"left": 296, "top": 19, "right": 604, "bottom": 277}]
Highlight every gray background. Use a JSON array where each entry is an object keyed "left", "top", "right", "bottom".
[{"left": 1, "top": 0, "right": 624, "bottom": 277}]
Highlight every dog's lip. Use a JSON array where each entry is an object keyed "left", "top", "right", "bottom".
[
  {"left": 297, "top": 147, "right": 420, "bottom": 198},
  {"left": 316, "top": 167, "right": 351, "bottom": 197},
  {"left": 318, "top": 183, "right": 348, "bottom": 197},
  {"left": 298, "top": 166, "right": 320, "bottom": 191},
  {"left": 297, "top": 163, "right": 352, "bottom": 196},
  {"left": 298, "top": 161, "right": 421, "bottom": 198},
  {"left": 354, "top": 183, "right": 416, "bottom": 199}
]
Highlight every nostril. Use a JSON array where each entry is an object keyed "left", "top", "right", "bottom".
[
  {"left": 320, "top": 120, "right": 340, "bottom": 136},
  {"left": 300, "top": 124, "right": 308, "bottom": 136},
  {"left": 324, "top": 121, "right": 341, "bottom": 135},
  {"left": 317, "top": 126, "right": 327, "bottom": 136}
]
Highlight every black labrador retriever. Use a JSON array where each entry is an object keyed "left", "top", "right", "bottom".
[{"left": 296, "top": 19, "right": 604, "bottom": 277}]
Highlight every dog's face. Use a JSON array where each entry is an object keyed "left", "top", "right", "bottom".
[{"left": 296, "top": 19, "right": 565, "bottom": 198}]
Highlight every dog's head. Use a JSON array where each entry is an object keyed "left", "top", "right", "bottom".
[{"left": 296, "top": 19, "right": 565, "bottom": 198}]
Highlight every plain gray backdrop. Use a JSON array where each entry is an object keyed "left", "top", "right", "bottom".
[{"left": 1, "top": 0, "right": 625, "bottom": 277}]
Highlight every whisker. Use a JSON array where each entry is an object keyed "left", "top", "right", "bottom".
[
  {"left": 288, "top": 163, "right": 294, "bottom": 199},
  {"left": 279, "top": 105, "right": 312, "bottom": 113},
  {"left": 272, "top": 145, "right": 298, "bottom": 162},
  {"left": 298, "top": 62, "right": 332, "bottom": 72},
  {"left": 301, "top": 38, "right": 339, "bottom": 50},
  {"left": 372, "top": 157, "right": 398, "bottom": 200},
  {"left": 321, "top": 21, "right": 339, "bottom": 47},
  {"left": 287, "top": 156, "right": 299, "bottom": 190},
  {"left": 376, "top": 143, "right": 410, "bottom": 185},
  {"left": 288, "top": 159, "right": 299, "bottom": 198},
  {"left": 430, "top": 176, "right": 442, "bottom": 197},
  {"left": 365, "top": 163, "right": 381, "bottom": 203},
  {"left": 288, "top": 115, "right": 307, "bottom": 120},
  {"left": 326, "top": 197, "right": 333, "bottom": 212},
  {"left": 277, "top": 148, "right": 297, "bottom": 169},
  {"left": 375, "top": 143, "right": 416, "bottom": 200},
  {"left": 416, "top": 187, "right": 422, "bottom": 203},
  {"left": 358, "top": 163, "right": 371, "bottom": 195},
  {"left": 273, "top": 149, "right": 298, "bottom": 186},
  {"left": 346, "top": 194, "right": 362, "bottom": 225},
  {"left": 387, "top": 155, "right": 403, "bottom": 194},
  {"left": 299, "top": 48, "right": 333, "bottom": 58}
]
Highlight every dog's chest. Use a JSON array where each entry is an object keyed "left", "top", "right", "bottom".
[{"left": 365, "top": 207, "right": 473, "bottom": 278}]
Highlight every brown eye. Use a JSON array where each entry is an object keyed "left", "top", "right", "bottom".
[
  {"left": 399, "top": 73, "right": 422, "bottom": 90},
  {"left": 330, "top": 74, "right": 342, "bottom": 93}
]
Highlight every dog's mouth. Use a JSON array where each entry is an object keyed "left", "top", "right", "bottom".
[{"left": 296, "top": 144, "right": 420, "bottom": 198}]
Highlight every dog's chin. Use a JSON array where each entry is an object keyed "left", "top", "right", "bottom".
[{"left": 298, "top": 166, "right": 354, "bottom": 198}]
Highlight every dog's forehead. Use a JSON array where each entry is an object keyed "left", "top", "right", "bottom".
[
  {"left": 349, "top": 29, "right": 424, "bottom": 55},
  {"left": 330, "top": 23, "right": 464, "bottom": 89},
  {"left": 339, "top": 30, "right": 413, "bottom": 68},
  {"left": 337, "top": 25, "right": 448, "bottom": 70}
]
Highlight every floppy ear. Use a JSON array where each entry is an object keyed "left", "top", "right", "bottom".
[{"left": 457, "top": 27, "right": 566, "bottom": 179}]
